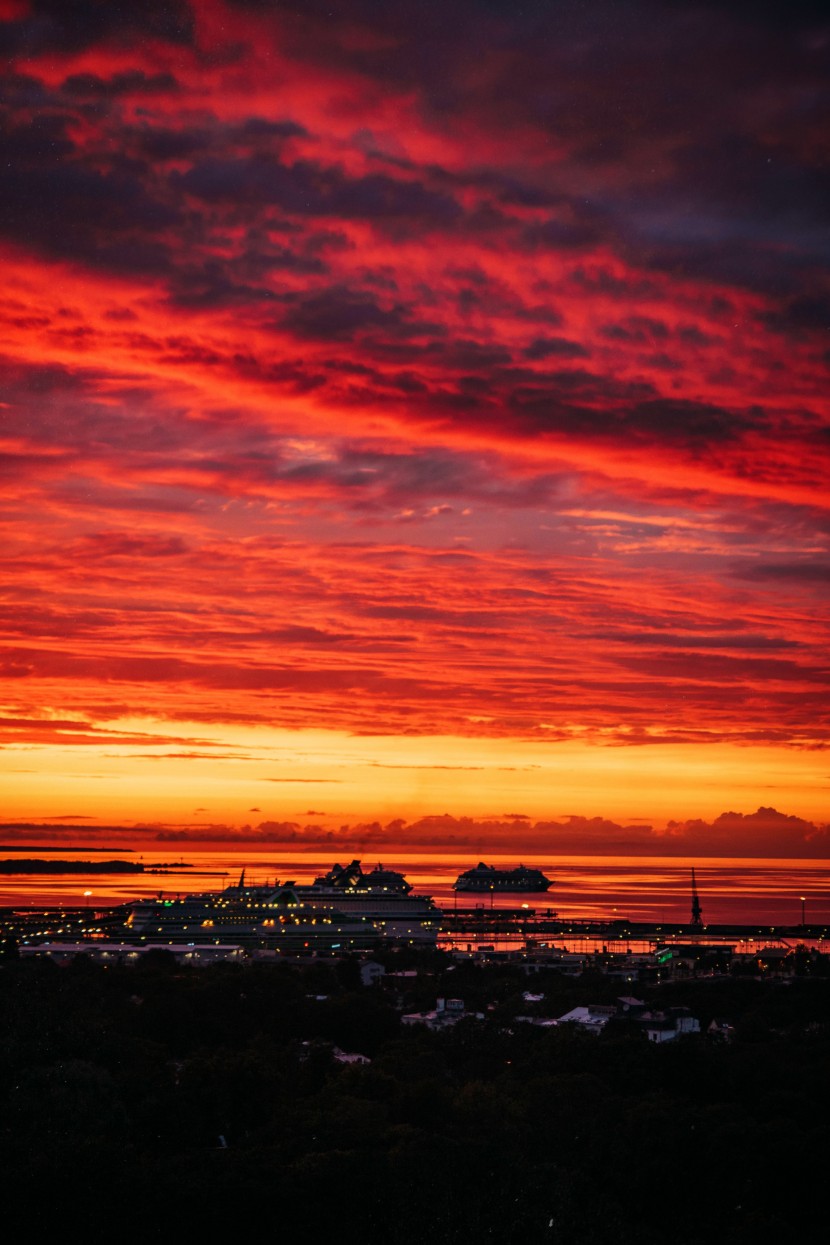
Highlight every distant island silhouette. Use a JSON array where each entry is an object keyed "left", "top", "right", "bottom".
[{"left": 0, "top": 859, "right": 144, "bottom": 874}]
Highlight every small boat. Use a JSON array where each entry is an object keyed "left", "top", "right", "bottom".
[{"left": 454, "top": 863, "right": 553, "bottom": 893}]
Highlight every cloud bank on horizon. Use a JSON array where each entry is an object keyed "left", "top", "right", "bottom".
[
  {"left": 1, "top": 1, "right": 828, "bottom": 841},
  {"left": 1, "top": 806, "right": 828, "bottom": 859}
]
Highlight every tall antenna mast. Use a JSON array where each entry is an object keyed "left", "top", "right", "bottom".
[{"left": 690, "top": 868, "right": 703, "bottom": 930}]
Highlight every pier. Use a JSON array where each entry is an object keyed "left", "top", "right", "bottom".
[{"left": 440, "top": 906, "right": 829, "bottom": 950}]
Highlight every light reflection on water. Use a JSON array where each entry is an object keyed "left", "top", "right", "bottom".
[{"left": 1, "top": 848, "right": 829, "bottom": 927}]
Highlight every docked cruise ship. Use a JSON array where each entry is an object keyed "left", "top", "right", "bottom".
[
  {"left": 122, "top": 861, "right": 441, "bottom": 952},
  {"left": 289, "top": 860, "right": 441, "bottom": 944}
]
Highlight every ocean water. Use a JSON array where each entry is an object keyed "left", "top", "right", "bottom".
[{"left": 1, "top": 847, "right": 828, "bottom": 929}]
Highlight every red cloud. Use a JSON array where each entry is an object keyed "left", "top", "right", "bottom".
[{"left": 0, "top": 0, "right": 827, "bottom": 836}]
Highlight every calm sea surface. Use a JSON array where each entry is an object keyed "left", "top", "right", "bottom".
[{"left": 1, "top": 847, "right": 829, "bottom": 928}]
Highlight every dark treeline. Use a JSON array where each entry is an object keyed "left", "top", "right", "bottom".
[{"left": 1, "top": 948, "right": 828, "bottom": 1241}]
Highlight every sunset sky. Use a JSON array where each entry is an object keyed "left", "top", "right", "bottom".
[{"left": 1, "top": 1, "right": 828, "bottom": 856}]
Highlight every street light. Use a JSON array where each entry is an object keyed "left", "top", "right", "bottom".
[
  {"left": 83, "top": 890, "right": 92, "bottom": 910},
  {"left": 800, "top": 896, "right": 806, "bottom": 927}
]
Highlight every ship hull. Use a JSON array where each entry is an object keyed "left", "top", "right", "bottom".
[{"left": 454, "top": 880, "right": 552, "bottom": 893}]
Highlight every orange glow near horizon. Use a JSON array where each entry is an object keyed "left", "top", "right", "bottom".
[
  {"left": 1, "top": 2, "right": 827, "bottom": 858},
  {"left": 1, "top": 720, "right": 827, "bottom": 857}
]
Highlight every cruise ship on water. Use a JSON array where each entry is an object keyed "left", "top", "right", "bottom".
[
  {"left": 122, "top": 861, "right": 441, "bottom": 953},
  {"left": 454, "top": 862, "right": 553, "bottom": 893}
]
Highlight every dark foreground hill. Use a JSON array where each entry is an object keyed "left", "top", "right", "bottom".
[{"left": 0, "top": 949, "right": 827, "bottom": 1243}]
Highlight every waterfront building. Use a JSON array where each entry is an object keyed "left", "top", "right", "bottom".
[{"left": 401, "top": 997, "right": 483, "bottom": 1029}]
